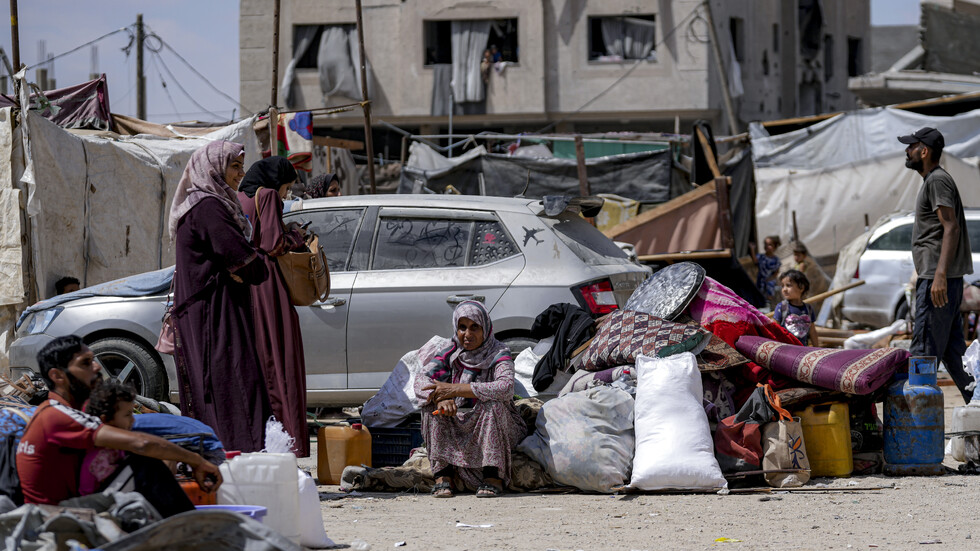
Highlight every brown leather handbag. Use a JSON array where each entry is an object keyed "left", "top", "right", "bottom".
[{"left": 255, "top": 194, "right": 330, "bottom": 306}]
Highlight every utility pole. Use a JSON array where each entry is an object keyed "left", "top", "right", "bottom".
[
  {"left": 9, "top": 0, "right": 20, "bottom": 74},
  {"left": 136, "top": 13, "right": 146, "bottom": 120},
  {"left": 702, "top": 1, "right": 739, "bottom": 134},
  {"left": 355, "top": 0, "right": 376, "bottom": 194}
]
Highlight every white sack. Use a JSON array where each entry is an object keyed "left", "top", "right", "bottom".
[
  {"left": 512, "top": 336, "right": 568, "bottom": 399},
  {"left": 630, "top": 353, "right": 727, "bottom": 491},
  {"left": 298, "top": 469, "right": 335, "bottom": 548},
  {"left": 361, "top": 336, "right": 450, "bottom": 428},
  {"left": 517, "top": 385, "right": 634, "bottom": 493},
  {"left": 843, "top": 319, "right": 909, "bottom": 349}
]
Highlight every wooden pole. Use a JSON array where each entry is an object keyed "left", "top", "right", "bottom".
[
  {"left": 701, "top": 0, "right": 739, "bottom": 134},
  {"left": 354, "top": 0, "right": 376, "bottom": 194},
  {"left": 715, "top": 176, "right": 734, "bottom": 249},
  {"left": 804, "top": 280, "right": 865, "bottom": 305},
  {"left": 695, "top": 127, "right": 722, "bottom": 178},
  {"left": 136, "top": 14, "right": 145, "bottom": 120},
  {"left": 792, "top": 210, "right": 799, "bottom": 242},
  {"left": 269, "top": 107, "right": 279, "bottom": 156},
  {"left": 9, "top": 0, "right": 20, "bottom": 74},
  {"left": 271, "top": 0, "right": 281, "bottom": 108},
  {"left": 574, "top": 134, "right": 590, "bottom": 196}
]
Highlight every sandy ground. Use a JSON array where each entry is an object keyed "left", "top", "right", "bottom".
[{"left": 296, "top": 385, "right": 978, "bottom": 551}]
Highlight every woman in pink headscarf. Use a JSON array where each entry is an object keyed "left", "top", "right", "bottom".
[
  {"left": 414, "top": 301, "right": 526, "bottom": 498},
  {"left": 168, "top": 140, "right": 273, "bottom": 453}
]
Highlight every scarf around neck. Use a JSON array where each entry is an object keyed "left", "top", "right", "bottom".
[{"left": 168, "top": 140, "right": 250, "bottom": 241}]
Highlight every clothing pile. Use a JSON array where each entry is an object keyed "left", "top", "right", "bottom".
[{"left": 355, "top": 263, "right": 910, "bottom": 493}]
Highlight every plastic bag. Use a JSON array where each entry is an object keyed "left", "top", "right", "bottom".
[
  {"left": 964, "top": 340, "right": 980, "bottom": 403},
  {"left": 298, "top": 469, "right": 335, "bottom": 548},
  {"left": 362, "top": 336, "right": 450, "bottom": 428}
]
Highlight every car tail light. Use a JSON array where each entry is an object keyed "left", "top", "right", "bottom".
[
  {"left": 853, "top": 265, "right": 860, "bottom": 279},
  {"left": 576, "top": 279, "right": 619, "bottom": 315}
]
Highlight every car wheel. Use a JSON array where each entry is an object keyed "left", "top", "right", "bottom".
[
  {"left": 502, "top": 336, "right": 539, "bottom": 356},
  {"left": 89, "top": 337, "right": 167, "bottom": 401},
  {"left": 895, "top": 300, "right": 910, "bottom": 323}
]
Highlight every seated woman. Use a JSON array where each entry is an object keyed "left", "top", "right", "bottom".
[{"left": 415, "top": 301, "right": 526, "bottom": 498}]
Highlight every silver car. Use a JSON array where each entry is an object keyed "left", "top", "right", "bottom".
[
  {"left": 10, "top": 195, "right": 649, "bottom": 406},
  {"left": 842, "top": 209, "right": 980, "bottom": 327}
]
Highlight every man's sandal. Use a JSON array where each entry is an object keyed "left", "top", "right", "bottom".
[
  {"left": 431, "top": 481, "right": 454, "bottom": 498},
  {"left": 475, "top": 483, "right": 504, "bottom": 498}
]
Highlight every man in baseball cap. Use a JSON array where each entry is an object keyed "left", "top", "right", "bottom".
[{"left": 900, "top": 126, "right": 974, "bottom": 403}]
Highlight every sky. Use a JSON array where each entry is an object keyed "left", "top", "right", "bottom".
[{"left": 0, "top": 0, "right": 922, "bottom": 124}]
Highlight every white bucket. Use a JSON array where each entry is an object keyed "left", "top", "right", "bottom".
[{"left": 217, "top": 453, "right": 301, "bottom": 543}]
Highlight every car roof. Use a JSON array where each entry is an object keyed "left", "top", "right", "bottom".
[{"left": 299, "top": 194, "right": 541, "bottom": 214}]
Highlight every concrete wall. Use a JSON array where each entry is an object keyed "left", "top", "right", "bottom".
[{"left": 240, "top": 0, "right": 870, "bottom": 134}]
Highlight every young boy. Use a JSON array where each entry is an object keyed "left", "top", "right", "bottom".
[
  {"left": 79, "top": 380, "right": 137, "bottom": 495},
  {"left": 775, "top": 269, "right": 820, "bottom": 347}
]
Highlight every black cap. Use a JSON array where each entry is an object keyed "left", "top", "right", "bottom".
[{"left": 898, "top": 127, "right": 945, "bottom": 152}]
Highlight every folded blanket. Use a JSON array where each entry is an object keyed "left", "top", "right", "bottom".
[
  {"left": 582, "top": 309, "right": 709, "bottom": 372},
  {"left": 735, "top": 336, "right": 909, "bottom": 395}
]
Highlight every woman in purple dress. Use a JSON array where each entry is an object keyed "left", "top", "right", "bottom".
[
  {"left": 415, "top": 301, "right": 526, "bottom": 498},
  {"left": 169, "top": 141, "right": 272, "bottom": 453},
  {"left": 237, "top": 157, "right": 311, "bottom": 457}
]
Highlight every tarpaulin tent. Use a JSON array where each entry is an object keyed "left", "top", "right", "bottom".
[
  {"left": 0, "top": 75, "right": 114, "bottom": 131},
  {"left": 0, "top": 103, "right": 260, "bottom": 371},
  {"left": 749, "top": 106, "right": 980, "bottom": 257},
  {"left": 399, "top": 141, "right": 674, "bottom": 202}
]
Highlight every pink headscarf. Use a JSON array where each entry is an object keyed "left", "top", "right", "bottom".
[{"left": 168, "top": 140, "right": 250, "bottom": 241}]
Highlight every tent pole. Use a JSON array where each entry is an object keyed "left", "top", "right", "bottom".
[
  {"left": 355, "top": 0, "right": 376, "bottom": 194},
  {"left": 9, "top": 0, "right": 20, "bottom": 76},
  {"left": 271, "top": 0, "right": 280, "bottom": 108},
  {"left": 574, "top": 134, "right": 590, "bottom": 197}
]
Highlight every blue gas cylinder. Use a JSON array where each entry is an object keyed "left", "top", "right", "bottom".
[{"left": 883, "top": 356, "right": 945, "bottom": 476}]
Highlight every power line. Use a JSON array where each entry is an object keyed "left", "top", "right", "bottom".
[
  {"left": 148, "top": 50, "right": 183, "bottom": 120},
  {"left": 535, "top": 2, "right": 706, "bottom": 134},
  {"left": 145, "top": 25, "right": 252, "bottom": 115},
  {"left": 24, "top": 27, "right": 132, "bottom": 70},
  {"left": 150, "top": 49, "right": 226, "bottom": 120}
]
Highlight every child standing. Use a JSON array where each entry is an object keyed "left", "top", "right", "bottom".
[
  {"left": 775, "top": 269, "right": 820, "bottom": 347},
  {"left": 79, "top": 380, "right": 137, "bottom": 495},
  {"left": 792, "top": 242, "right": 814, "bottom": 274},
  {"left": 756, "top": 235, "right": 782, "bottom": 306}
]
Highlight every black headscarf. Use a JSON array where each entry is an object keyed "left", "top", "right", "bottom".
[
  {"left": 307, "top": 173, "right": 339, "bottom": 199},
  {"left": 238, "top": 156, "right": 298, "bottom": 198}
]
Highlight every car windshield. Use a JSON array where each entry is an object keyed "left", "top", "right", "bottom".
[{"left": 542, "top": 213, "right": 632, "bottom": 266}]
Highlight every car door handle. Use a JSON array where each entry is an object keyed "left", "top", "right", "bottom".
[
  {"left": 447, "top": 294, "right": 485, "bottom": 305},
  {"left": 314, "top": 297, "right": 347, "bottom": 308}
]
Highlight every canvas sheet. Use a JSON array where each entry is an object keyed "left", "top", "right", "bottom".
[
  {"left": 0, "top": 108, "right": 22, "bottom": 307},
  {"left": 755, "top": 152, "right": 980, "bottom": 258},
  {"left": 17, "top": 111, "right": 261, "bottom": 300},
  {"left": 749, "top": 106, "right": 980, "bottom": 170}
]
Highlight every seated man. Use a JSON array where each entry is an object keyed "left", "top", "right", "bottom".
[{"left": 16, "top": 335, "right": 221, "bottom": 516}]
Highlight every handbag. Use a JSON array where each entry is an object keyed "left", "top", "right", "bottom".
[
  {"left": 760, "top": 385, "right": 810, "bottom": 488},
  {"left": 254, "top": 193, "right": 330, "bottom": 307},
  {"left": 155, "top": 278, "right": 176, "bottom": 355}
]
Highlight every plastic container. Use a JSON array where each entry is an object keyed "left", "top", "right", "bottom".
[
  {"left": 179, "top": 478, "right": 217, "bottom": 505},
  {"left": 951, "top": 404, "right": 980, "bottom": 462},
  {"left": 317, "top": 423, "right": 372, "bottom": 484},
  {"left": 796, "top": 402, "right": 853, "bottom": 477},
  {"left": 883, "top": 356, "right": 945, "bottom": 476},
  {"left": 368, "top": 425, "right": 425, "bottom": 468},
  {"left": 217, "top": 453, "right": 301, "bottom": 543},
  {"left": 196, "top": 504, "right": 268, "bottom": 523}
]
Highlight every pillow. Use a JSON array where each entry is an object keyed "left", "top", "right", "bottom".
[
  {"left": 583, "top": 309, "right": 710, "bottom": 371},
  {"left": 735, "top": 336, "right": 909, "bottom": 395}
]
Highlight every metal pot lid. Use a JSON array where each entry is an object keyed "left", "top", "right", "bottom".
[{"left": 625, "top": 262, "right": 706, "bottom": 320}]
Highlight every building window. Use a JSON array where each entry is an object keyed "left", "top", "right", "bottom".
[
  {"left": 423, "top": 19, "right": 519, "bottom": 66},
  {"left": 587, "top": 15, "right": 657, "bottom": 62},
  {"left": 823, "top": 34, "right": 834, "bottom": 81},
  {"left": 293, "top": 24, "right": 356, "bottom": 69},
  {"left": 729, "top": 17, "right": 745, "bottom": 62},
  {"left": 847, "top": 37, "right": 863, "bottom": 76},
  {"left": 772, "top": 23, "right": 779, "bottom": 53}
]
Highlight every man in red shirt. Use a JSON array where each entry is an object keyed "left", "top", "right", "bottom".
[{"left": 16, "top": 335, "right": 221, "bottom": 513}]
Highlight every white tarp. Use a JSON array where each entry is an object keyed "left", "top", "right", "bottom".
[
  {"left": 405, "top": 141, "right": 487, "bottom": 172},
  {"left": 750, "top": 106, "right": 980, "bottom": 257}
]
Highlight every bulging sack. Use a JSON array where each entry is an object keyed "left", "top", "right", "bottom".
[
  {"left": 630, "top": 353, "right": 727, "bottom": 491},
  {"left": 762, "top": 417, "right": 810, "bottom": 488},
  {"left": 517, "top": 385, "right": 634, "bottom": 493}
]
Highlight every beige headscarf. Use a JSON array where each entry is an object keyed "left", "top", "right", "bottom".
[{"left": 168, "top": 140, "right": 250, "bottom": 241}]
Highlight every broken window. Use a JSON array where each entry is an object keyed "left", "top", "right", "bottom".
[
  {"left": 423, "top": 19, "right": 519, "bottom": 66},
  {"left": 847, "top": 37, "right": 863, "bottom": 76},
  {"left": 824, "top": 34, "right": 834, "bottom": 81},
  {"left": 293, "top": 24, "right": 357, "bottom": 69},
  {"left": 587, "top": 15, "right": 657, "bottom": 62},
  {"left": 284, "top": 23, "right": 370, "bottom": 107},
  {"left": 729, "top": 17, "right": 745, "bottom": 62}
]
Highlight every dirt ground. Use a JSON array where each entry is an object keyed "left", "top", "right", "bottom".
[{"left": 297, "top": 385, "right": 977, "bottom": 551}]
